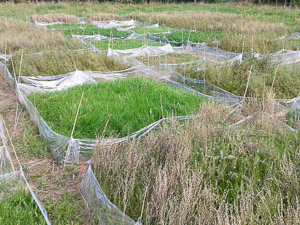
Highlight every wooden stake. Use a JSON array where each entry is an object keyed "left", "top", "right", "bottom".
[
  {"left": 64, "top": 92, "right": 84, "bottom": 166},
  {"left": 92, "top": 114, "right": 112, "bottom": 163},
  {"left": 0, "top": 115, "right": 17, "bottom": 172},
  {"left": 263, "top": 74, "right": 266, "bottom": 111},
  {"left": 4, "top": 38, "right": 7, "bottom": 68},
  {"left": 160, "top": 94, "right": 164, "bottom": 118},
  {"left": 271, "top": 64, "right": 279, "bottom": 92},
  {"left": 243, "top": 65, "right": 252, "bottom": 102},
  {"left": 10, "top": 55, "right": 17, "bottom": 82},
  {"left": 18, "top": 49, "right": 23, "bottom": 83}
]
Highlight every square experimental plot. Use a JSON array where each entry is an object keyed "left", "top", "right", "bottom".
[
  {"left": 138, "top": 53, "right": 203, "bottom": 66},
  {"left": 29, "top": 76, "right": 205, "bottom": 139},
  {"left": 48, "top": 23, "right": 132, "bottom": 39},
  {"left": 174, "top": 57, "right": 300, "bottom": 99},
  {"left": 94, "top": 39, "right": 164, "bottom": 50}
]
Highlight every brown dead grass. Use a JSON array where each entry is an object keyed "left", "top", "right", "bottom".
[
  {"left": 0, "top": 19, "right": 77, "bottom": 53},
  {"left": 31, "top": 14, "right": 78, "bottom": 23},
  {"left": 93, "top": 101, "right": 299, "bottom": 224},
  {"left": 86, "top": 13, "right": 121, "bottom": 22},
  {"left": 131, "top": 11, "right": 287, "bottom": 34}
]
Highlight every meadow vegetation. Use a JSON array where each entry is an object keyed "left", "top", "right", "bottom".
[
  {"left": 93, "top": 102, "right": 300, "bottom": 224},
  {"left": 94, "top": 39, "right": 163, "bottom": 50},
  {"left": 1, "top": 2, "right": 299, "bottom": 224},
  {"left": 86, "top": 13, "right": 121, "bottom": 22},
  {"left": 176, "top": 57, "right": 300, "bottom": 99},
  {"left": 131, "top": 10, "right": 299, "bottom": 53},
  {"left": 48, "top": 24, "right": 132, "bottom": 38},
  {"left": 138, "top": 53, "right": 200, "bottom": 65},
  {"left": 8, "top": 49, "right": 126, "bottom": 76},
  {"left": 31, "top": 14, "right": 78, "bottom": 23},
  {"left": 0, "top": 19, "right": 77, "bottom": 54},
  {"left": 0, "top": 189, "right": 46, "bottom": 224},
  {"left": 30, "top": 77, "right": 204, "bottom": 139},
  {"left": 132, "top": 26, "right": 171, "bottom": 34},
  {"left": 151, "top": 29, "right": 223, "bottom": 45}
]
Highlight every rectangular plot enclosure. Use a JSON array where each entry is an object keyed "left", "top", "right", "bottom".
[{"left": 30, "top": 76, "right": 204, "bottom": 139}]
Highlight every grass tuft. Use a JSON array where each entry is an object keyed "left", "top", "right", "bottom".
[
  {"left": 0, "top": 189, "right": 46, "bottom": 224},
  {"left": 31, "top": 14, "right": 78, "bottom": 23}
]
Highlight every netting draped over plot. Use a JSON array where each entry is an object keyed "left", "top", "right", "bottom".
[
  {"left": 0, "top": 53, "right": 11, "bottom": 62},
  {"left": 35, "top": 21, "right": 65, "bottom": 26},
  {"left": 107, "top": 43, "right": 174, "bottom": 58},
  {"left": 0, "top": 117, "right": 51, "bottom": 225},
  {"left": 280, "top": 32, "right": 300, "bottom": 40},
  {"left": 92, "top": 19, "right": 142, "bottom": 30}
]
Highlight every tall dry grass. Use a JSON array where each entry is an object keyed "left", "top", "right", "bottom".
[
  {"left": 130, "top": 11, "right": 293, "bottom": 53},
  {"left": 93, "top": 101, "right": 300, "bottom": 224},
  {"left": 177, "top": 57, "right": 300, "bottom": 99},
  {"left": 86, "top": 13, "right": 121, "bottom": 22},
  {"left": 9, "top": 49, "right": 127, "bottom": 76},
  {"left": 0, "top": 19, "right": 77, "bottom": 53},
  {"left": 131, "top": 11, "right": 287, "bottom": 34},
  {"left": 31, "top": 14, "right": 78, "bottom": 23}
]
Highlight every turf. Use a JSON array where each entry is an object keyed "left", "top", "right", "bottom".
[
  {"left": 138, "top": 53, "right": 200, "bottom": 66},
  {"left": 0, "top": 189, "right": 46, "bottom": 224},
  {"left": 132, "top": 27, "right": 172, "bottom": 34},
  {"left": 48, "top": 23, "right": 132, "bottom": 38},
  {"left": 93, "top": 39, "right": 164, "bottom": 50},
  {"left": 153, "top": 30, "right": 223, "bottom": 44},
  {"left": 30, "top": 77, "right": 204, "bottom": 139}
]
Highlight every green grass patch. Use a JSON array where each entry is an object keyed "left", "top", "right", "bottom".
[
  {"left": 132, "top": 26, "right": 171, "bottom": 34},
  {"left": 48, "top": 23, "right": 132, "bottom": 38},
  {"left": 153, "top": 30, "right": 223, "bottom": 44},
  {"left": 30, "top": 77, "right": 204, "bottom": 139},
  {"left": 93, "top": 39, "right": 163, "bottom": 50},
  {"left": 138, "top": 53, "right": 200, "bottom": 66},
  {"left": 0, "top": 189, "right": 46, "bottom": 224}
]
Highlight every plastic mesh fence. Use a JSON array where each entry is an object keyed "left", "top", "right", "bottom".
[{"left": 0, "top": 117, "right": 51, "bottom": 225}]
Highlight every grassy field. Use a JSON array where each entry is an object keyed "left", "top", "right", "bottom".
[
  {"left": 94, "top": 39, "right": 163, "bottom": 50},
  {"left": 48, "top": 24, "right": 132, "bottom": 38},
  {"left": 8, "top": 49, "right": 127, "bottom": 76},
  {"left": 1, "top": 2, "right": 300, "bottom": 224},
  {"left": 93, "top": 103, "right": 300, "bottom": 224},
  {"left": 176, "top": 57, "right": 300, "bottom": 99},
  {"left": 30, "top": 77, "right": 204, "bottom": 139},
  {"left": 138, "top": 53, "right": 200, "bottom": 65},
  {"left": 132, "top": 26, "right": 171, "bottom": 34},
  {"left": 0, "top": 189, "right": 46, "bottom": 224},
  {"left": 152, "top": 29, "right": 223, "bottom": 44},
  {"left": 1, "top": 2, "right": 299, "bottom": 53}
]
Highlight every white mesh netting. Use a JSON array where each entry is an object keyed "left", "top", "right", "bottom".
[{"left": 0, "top": 116, "right": 51, "bottom": 225}]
